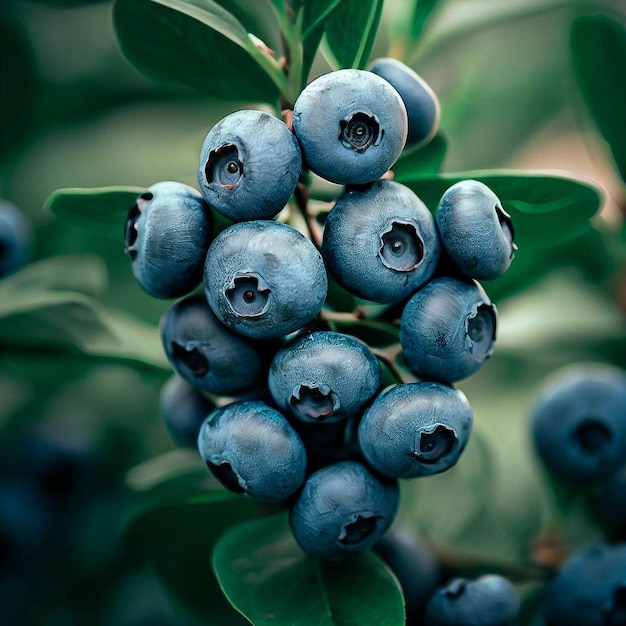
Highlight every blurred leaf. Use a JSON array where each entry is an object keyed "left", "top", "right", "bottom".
[
  {"left": 571, "top": 15, "right": 626, "bottom": 183},
  {"left": 126, "top": 448, "right": 209, "bottom": 493},
  {"left": 213, "top": 513, "right": 405, "bottom": 626},
  {"left": 45, "top": 186, "right": 142, "bottom": 237},
  {"left": 398, "top": 171, "right": 602, "bottom": 251},
  {"left": 113, "top": 0, "right": 283, "bottom": 101},
  {"left": 0, "top": 290, "right": 168, "bottom": 370},
  {"left": 391, "top": 134, "right": 447, "bottom": 178},
  {"left": 324, "top": 0, "right": 384, "bottom": 69},
  {"left": 127, "top": 490, "right": 261, "bottom": 622},
  {"left": 409, "top": 0, "right": 440, "bottom": 41},
  {"left": 0, "top": 255, "right": 108, "bottom": 298},
  {"left": 0, "top": 17, "right": 38, "bottom": 166}
]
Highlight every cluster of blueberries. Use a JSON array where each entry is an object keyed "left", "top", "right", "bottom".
[
  {"left": 530, "top": 363, "right": 626, "bottom": 625},
  {"left": 129, "top": 58, "right": 521, "bottom": 625}
]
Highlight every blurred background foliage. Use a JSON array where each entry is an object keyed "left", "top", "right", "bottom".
[{"left": 0, "top": 0, "right": 625, "bottom": 624}]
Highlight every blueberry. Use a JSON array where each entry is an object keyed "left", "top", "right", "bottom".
[
  {"left": 591, "top": 464, "right": 626, "bottom": 540},
  {"left": 123, "top": 181, "right": 212, "bottom": 298},
  {"left": 322, "top": 180, "right": 440, "bottom": 304},
  {"left": 160, "top": 294, "right": 267, "bottom": 395},
  {"left": 289, "top": 461, "right": 399, "bottom": 559},
  {"left": 197, "top": 110, "right": 302, "bottom": 221},
  {"left": 369, "top": 58, "right": 440, "bottom": 146},
  {"left": 204, "top": 220, "right": 327, "bottom": 339},
  {"left": 531, "top": 363, "right": 626, "bottom": 484},
  {"left": 160, "top": 375, "right": 214, "bottom": 448},
  {"left": 425, "top": 575, "right": 520, "bottom": 626},
  {"left": 0, "top": 200, "right": 32, "bottom": 278},
  {"left": 436, "top": 180, "right": 516, "bottom": 280},
  {"left": 543, "top": 542, "right": 626, "bottom": 626},
  {"left": 268, "top": 331, "right": 381, "bottom": 423},
  {"left": 400, "top": 277, "right": 496, "bottom": 383},
  {"left": 293, "top": 69, "right": 408, "bottom": 185},
  {"left": 358, "top": 382, "right": 473, "bottom": 478},
  {"left": 197, "top": 401, "right": 307, "bottom": 501},
  {"left": 374, "top": 527, "right": 442, "bottom": 624}
]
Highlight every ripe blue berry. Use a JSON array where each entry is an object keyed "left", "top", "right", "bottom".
[
  {"left": 197, "top": 110, "right": 302, "bottom": 221},
  {"left": 160, "top": 295, "right": 266, "bottom": 395},
  {"left": 369, "top": 57, "right": 440, "bottom": 146},
  {"left": 543, "top": 543, "right": 626, "bottom": 626},
  {"left": 123, "top": 181, "right": 212, "bottom": 298},
  {"left": 160, "top": 375, "right": 214, "bottom": 448},
  {"left": 289, "top": 461, "right": 399, "bottom": 559},
  {"left": 197, "top": 401, "right": 307, "bottom": 502},
  {"left": 425, "top": 575, "right": 520, "bottom": 626},
  {"left": 322, "top": 180, "right": 440, "bottom": 304},
  {"left": 293, "top": 69, "right": 408, "bottom": 185},
  {"left": 268, "top": 331, "right": 381, "bottom": 423},
  {"left": 531, "top": 363, "right": 626, "bottom": 484},
  {"left": 400, "top": 277, "right": 496, "bottom": 383},
  {"left": 436, "top": 180, "right": 516, "bottom": 280},
  {"left": 204, "top": 220, "right": 327, "bottom": 339},
  {"left": 0, "top": 200, "right": 32, "bottom": 278},
  {"left": 358, "top": 382, "right": 473, "bottom": 478}
]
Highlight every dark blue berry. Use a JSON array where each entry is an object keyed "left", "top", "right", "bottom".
[
  {"left": 322, "top": 180, "right": 440, "bottom": 304},
  {"left": 0, "top": 200, "right": 32, "bottom": 278},
  {"left": 293, "top": 69, "right": 407, "bottom": 185},
  {"left": 197, "top": 401, "right": 307, "bottom": 502},
  {"left": 400, "top": 277, "right": 496, "bottom": 383},
  {"left": 198, "top": 110, "right": 302, "bottom": 221},
  {"left": 123, "top": 181, "right": 212, "bottom": 298}
]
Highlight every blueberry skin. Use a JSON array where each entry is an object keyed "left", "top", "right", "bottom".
[
  {"left": 374, "top": 527, "right": 442, "bottom": 625},
  {"left": 436, "top": 180, "right": 515, "bottom": 280},
  {"left": 269, "top": 331, "right": 381, "bottom": 424},
  {"left": 425, "top": 575, "right": 520, "bottom": 626},
  {"left": 531, "top": 363, "right": 626, "bottom": 484},
  {"left": 358, "top": 382, "right": 473, "bottom": 478},
  {"left": 197, "top": 401, "right": 307, "bottom": 501},
  {"left": 197, "top": 110, "right": 302, "bottom": 221},
  {"left": 0, "top": 200, "right": 32, "bottom": 278},
  {"left": 293, "top": 69, "right": 408, "bottom": 185},
  {"left": 322, "top": 180, "right": 440, "bottom": 304},
  {"left": 369, "top": 58, "right": 440, "bottom": 146},
  {"left": 160, "top": 294, "right": 266, "bottom": 395},
  {"left": 289, "top": 461, "right": 399, "bottom": 559},
  {"left": 204, "top": 220, "right": 327, "bottom": 339},
  {"left": 160, "top": 375, "right": 214, "bottom": 448},
  {"left": 591, "top": 464, "right": 626, "bottom": 540},
  {"left": 124, "top": 181, "right": 212, "bottom": 298},
  {"left": 400, "top": 277, "right": 497, "bottom": 383},
  {"left": 543, "top": 543, "right": 626, "bottom": 626}
]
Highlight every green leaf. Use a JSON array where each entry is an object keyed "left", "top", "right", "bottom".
[
  {"left": 324, "top": 0, "right": 384, "bottom": 69},
  {"left": 391, "top": 134, "right": 447, "bottom": 178},
  {"left": 301, "top": 0, "right": 343, "bottom": 82},
  {"left": 0, "top": 255, "right": 108, "bottom": 298},
  {"left": 213, "top": 513, "right": 405, "bottom": 626},
  {"left": 397, "top": 171, "right": 602, "bottom": 251},
  {"left": 45, "top": 186, "right": 142, "bottom": 237},
  {"left": 113, "top": 0, "right": 283, "bottom": 101},
  {"left": 127, "top": 490, "right": 262, "bottom": 622},
  {"left": 571, "top": 15, "right": 626, "bottom": 183},
  {"left": 409, "top": 0, "right": 440, "bottom": 41},
  {"left": 0, "top": 290, "right": 168, "bottom": 370}
]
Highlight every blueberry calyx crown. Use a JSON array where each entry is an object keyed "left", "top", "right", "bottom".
[
  {"left": 206, "top": 144, "right": 243, "bottom": 189},
  {"left": 339, "top": 112, "right": 381, "bottom": 152},
  {"left": 496, "top": 205, "right": 517, "bottom": 256},
  {"left": 379, "top": 221, "right": 424, "bottom": 272},
  {"left": 290, "top": 382, "right": 341, "bottom": 422},
  {"left": 604, "top": 583, "right": 626, "bottom": 625},
  {"left": 225, "top": 271, "right": 271, "bottom": 318},
  {"left": 467, "top": 304, "right": 496, "bottom": 356},
  {"left": 208, "top": 460, "right": 246, "bottom": 495},
  {"left": 338, "top": 513, "right": 381, "bottom": 546},
  {"left": 413, "top": 424, "right": 456, "bottom": 464},
  {"left": 571, "top": 418, "right": 613, "bottom": 454},
  {"left": 170, "top": 342, "right": 210, "bottom": 377},
  {"left": 123, "top": 191, "right": 153, "bottom": 259}
]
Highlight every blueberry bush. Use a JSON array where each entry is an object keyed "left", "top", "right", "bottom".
[{"left": 1, "top": 1, "right": 625, "bottom": 625}]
